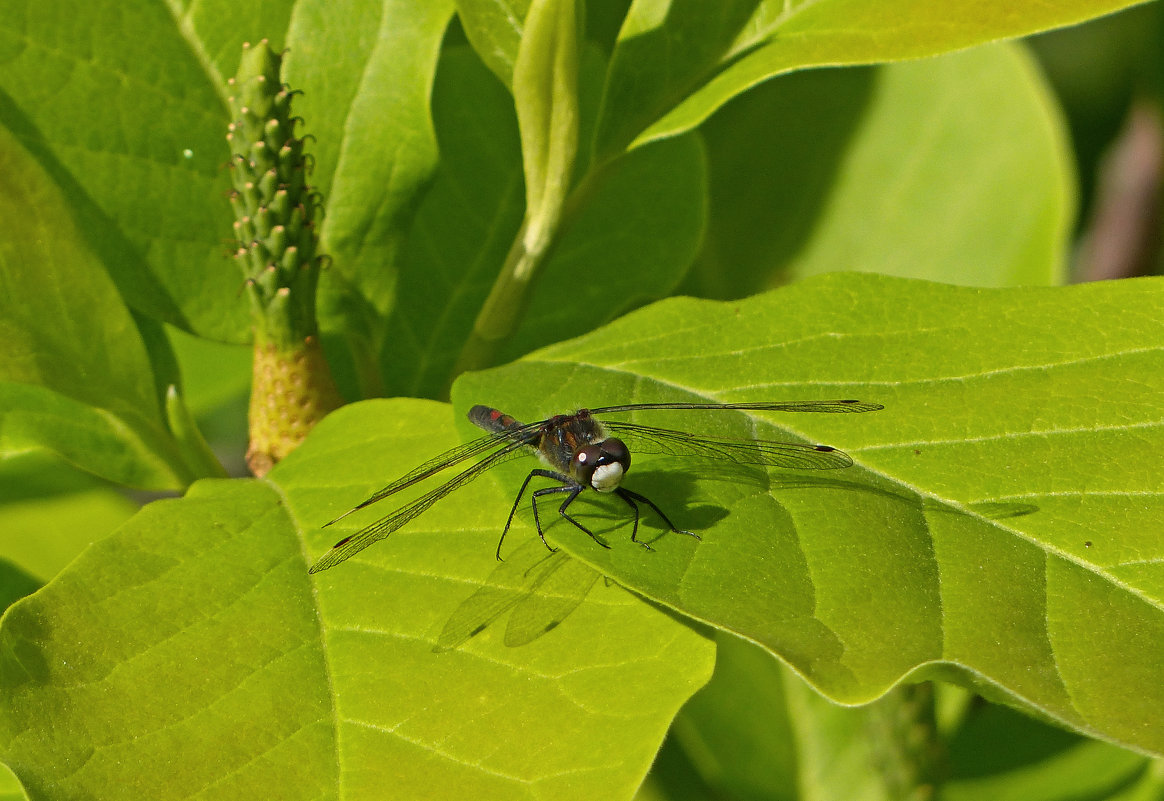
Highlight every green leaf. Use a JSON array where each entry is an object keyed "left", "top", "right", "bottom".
[
  {"left": 0, "top": 0, "right": 276, "bottom": 341},
  {"left": 664, "top": 634, "right": 800, "bottom": 800},
  {"left": 461, "top": 0, "right": 585, "bottom": 361},
  {"left": 593, "top": 0, "right": 1151, "bottom": 159},
  {"left": 0, "top": 409, "right": 714, "bottom": 799},
  {"left": 787, "top": 44, "right": 1073, "bottom": 286},
  {"left": 444, "top": 272, "right": 1164, "bottom": 755},
  {"left": 0, "top": 127, "right": 192, "bottom": 489},
  {"left": 0, "top": 1, "right": 452, "bottom": 346},
  {"left": 0, "top": 454, "right": 137, "bottom": 586},
  {"left": 941, "top": 700, "right": 1151, "bottom": 801},
  {"left": 454, "top": 0, "right": 532, "bottom": 88},
  {"left": 287, "top": 0, "right": 454, "bottom": 333},
  {"left": 0, "top": 762, "right": 28, "bottom": 801},
  {"left": 668, "top": 634, "right": 1151, "bottom": 801},
  {"left": 0, "top": 480, "right": 338, "bottom": 799},
  {"left": 165, "top": 386, "right": 229, "bottom": 480},
  {"left": 383, "top": 46, "right": 704, "bottom": 397},
  {"left": 165, "top": 325, "right": 252, "bottom": 419},
  {"left": 690, "top": 43, "right": 1073, "bottom": 296}
]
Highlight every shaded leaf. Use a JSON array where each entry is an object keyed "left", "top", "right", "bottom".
[
  {"left": 384, "top": 46, "right": 704, "bottom": 396},
  {"left": 691, "top": 43, "right": 1073, "bottom": 296},
  {"left": 0, "top": 127, "right": 192, "bottom": 488},
  {"left": 595, "top": 0, "right": 1151, "bottom": 158}
]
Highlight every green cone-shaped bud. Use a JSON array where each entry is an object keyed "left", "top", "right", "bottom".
[
  {"left": 226, "top": 39, "right": 340, "bottom": 476},
  {"left": 226, "top": 38, "right": 323, "bottom": 349}
]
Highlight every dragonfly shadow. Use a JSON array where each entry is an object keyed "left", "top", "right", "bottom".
[
  {"left": 432, "top": 539, "right": 601, "bottom": 653},
  {"left": 523, "top": 466, "right": 737, "bottom": 549},
  {"left": 626, "top": 465, "right": 1041, "bottom": 548}
]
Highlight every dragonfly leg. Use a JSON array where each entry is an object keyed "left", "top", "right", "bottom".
[
  {"left": 547, "top": 481, "right": 613, "bottom": 551},
  {"left": 615, "top": 490, "right": 652, "bottom": 551},
  {"left": 499, "top": 468, "right": 593, "bottom": 560},
  {"left": 531, "top": 486, "right": 576, "bottom": 552},
  {"left": 618, "top": 488, "right": 701, "bottom": 542},
  {"left": 499, "top": 469, "right": 562, "bottom": 561}
]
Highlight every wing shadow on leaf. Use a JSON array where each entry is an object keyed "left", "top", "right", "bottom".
[{"left": 433, "top": 538, "right": 601, "bottom": 652}]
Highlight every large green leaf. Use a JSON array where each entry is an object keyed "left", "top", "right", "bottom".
[
  {"left": 690, "top": 42, "right": 1073, "bottom": 296},
  {"left": 446, "top": 272, "right": 1163, "bottom": 754},
  {"left": 594, "top": 0, "right": 1152, "bottom": 158},
  {"left": 0, "top": 0, "right": 452, "bottom": 344},
  {"left": 2, "top": 273, "right": 1160, "bottom": 798},
  {"left": 0, "top": 0, "right": 268, "bottom": 341},
  {"left": 0, "top": 407, "right": 714, "bottom": 800},
  {"left": 0, "top": 127, "right": 192, "bottom": 489}
]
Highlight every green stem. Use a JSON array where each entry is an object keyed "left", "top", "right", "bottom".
[
  {"left": 446, "top": 160, "right": 611, "bottom": 393},
  {"left": 865, "top": 683, "right": 947, "bottom": 801}
]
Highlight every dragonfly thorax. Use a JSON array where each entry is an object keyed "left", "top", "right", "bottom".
[{"left": 571, "top": 438, "right": 630, "bottom": 493}]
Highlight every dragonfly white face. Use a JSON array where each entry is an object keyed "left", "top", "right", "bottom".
[{"left": 570, "top": 438, "right": 630, "bottom": 493}]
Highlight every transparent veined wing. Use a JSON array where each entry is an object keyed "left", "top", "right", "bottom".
[
  {"left": 310, "top": 439, "right": 532, "bottom": 573},
  {"left": 324, "top": 422, "right": 543, "bottom": 526},
  {"left": 601, "top": 420, "right": 855, "bottom": 469}
]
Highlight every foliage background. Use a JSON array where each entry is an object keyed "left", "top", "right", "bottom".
[{"left": 0, "top": 1, "right": 1162, "bottom": 799}]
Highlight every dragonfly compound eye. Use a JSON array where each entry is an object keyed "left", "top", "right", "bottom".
[
  {"left": 571, "top": 442, "right": 626, "bottom": 493},
  {"left": 577, "top": 439, "right": 630, "bottom": 493}
]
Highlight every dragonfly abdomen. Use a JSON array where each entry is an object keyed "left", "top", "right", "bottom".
[{"left": 469, "top": 405, "right": 526, "bottom": 434}]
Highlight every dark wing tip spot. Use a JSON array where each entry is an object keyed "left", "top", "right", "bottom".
[
  {"left": 333, "top": 535, "right": 353, "bottom": 548},
  {"left": 814, "top": 445, "right": 837, "bottom": 452}
]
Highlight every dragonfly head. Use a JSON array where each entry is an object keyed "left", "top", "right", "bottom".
[{"left": 573, "top": 438, "right": 630, "bottom": 493}]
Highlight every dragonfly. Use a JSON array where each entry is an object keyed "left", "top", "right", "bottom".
[{"left": 309, "top": 399, "right": 883, "bottom": 573}]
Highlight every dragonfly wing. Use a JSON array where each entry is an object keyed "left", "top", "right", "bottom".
[
  {"left": 602, "top": 421, "right": 855, "bottom": 469},
  {"left": 590, "top": 400, "right": 883, "bottom": 414},
  {"left": 327, "top": 423, "right": 542, "bottom": 524},
  {"left": 310, "top": 442, "right": 530, "bottom": 573}
]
